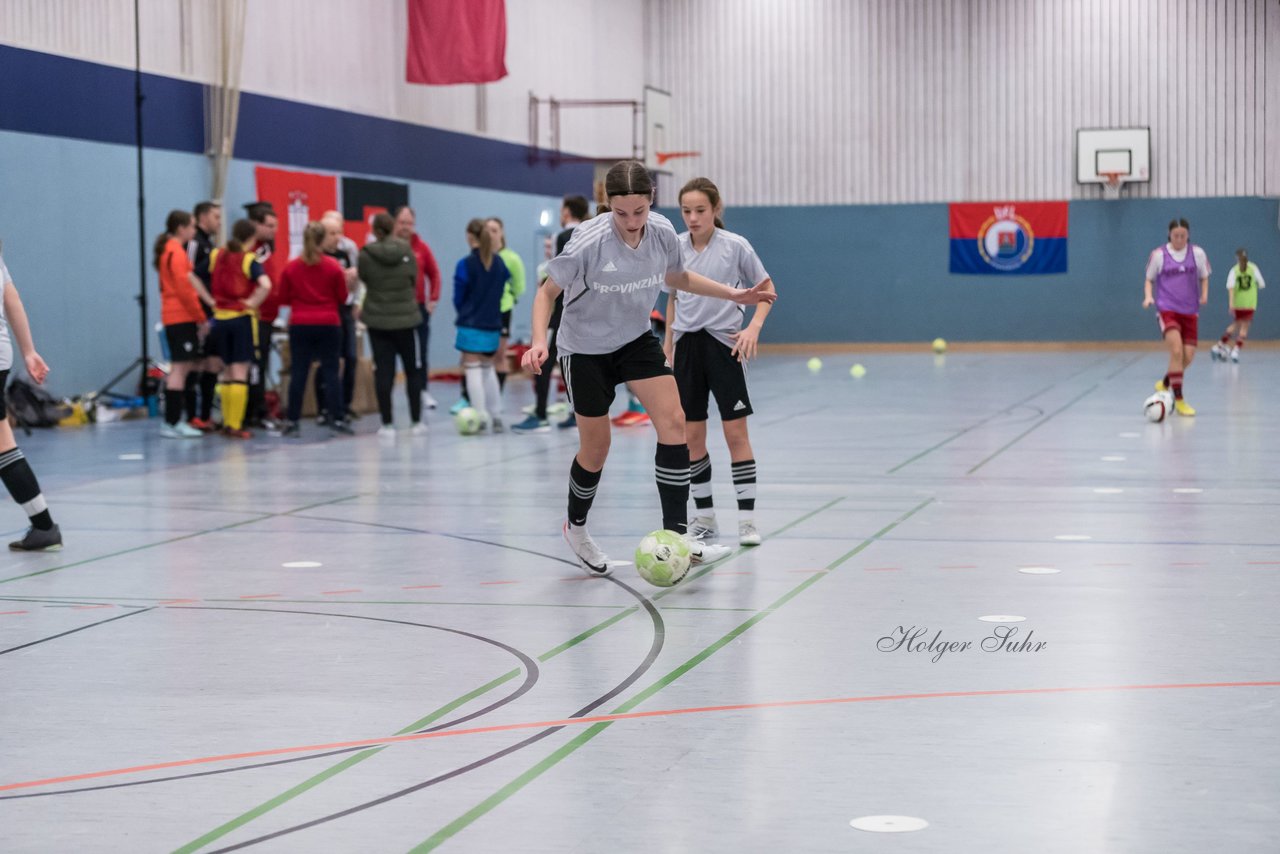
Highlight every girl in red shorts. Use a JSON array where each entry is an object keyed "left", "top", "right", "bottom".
[{"left": 1143, "top": 218, "right": 1209, "bottom": 416}]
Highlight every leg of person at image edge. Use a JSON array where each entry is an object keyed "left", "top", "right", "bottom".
[{"left": 0, "top": 444, "right": 62, "bottom": 551}]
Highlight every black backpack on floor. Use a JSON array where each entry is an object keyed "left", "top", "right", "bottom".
[{"left": 6, "top": 377, "right": 70, "bottom": 431}]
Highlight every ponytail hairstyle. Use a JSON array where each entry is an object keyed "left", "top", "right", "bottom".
[
  {"left": 301, "top": 221, "right": 326, "bottom": 264},
  {"left": 467, "top": 218, "right": 495, "bottom": 269},
  {"left": 225, "top": 218, "right": 257, "bottom": 254},
  {"left": 679, "top": 177, "right": 726, "bottom": 229},
  {"left": 1167, "top": 218, "right": 1190, "bottom": 236},
  {"left": 371, "top": 212, "right": 395, "bottom": 240},
  {"left": 153, "top": 209, "right": 193, "bottom": 270},
  {"left": 603, "top": 159, "right": 655, "bottom": 201}
]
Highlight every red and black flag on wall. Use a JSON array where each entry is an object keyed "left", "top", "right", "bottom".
[{"left": 341, "top": 177, "right": 410, "bottom": 247}]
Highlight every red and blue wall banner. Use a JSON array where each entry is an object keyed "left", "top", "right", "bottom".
[{"left": 949, "top": 201, "right": 1068, "bottom": 275}]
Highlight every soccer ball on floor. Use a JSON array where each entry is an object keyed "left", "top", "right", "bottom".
[
  {"left": 454, "top": 406, "right": 484, "bottom": 435},
  {"left": 1144, "top": 391, "right": 1173, "bottom": 423},
  {"left": 634, "top": 529, "right": 693, "bottom": 587}
]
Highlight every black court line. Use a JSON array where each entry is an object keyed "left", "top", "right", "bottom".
[
  {"left": 0, "top": 607, "right": 154, "bottom": 657},
  {"left": 205, "top": 573, "right": 665, "bottom": 852},
  {"left": 0, "top": 607, "right": 542, "bottom": 801}
]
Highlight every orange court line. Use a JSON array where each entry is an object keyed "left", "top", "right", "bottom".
[
  {"left": 0, "top": 610, "right": 28, "bottom": 616},
  {"left": 321, "top": 590, "right": 362, "bottom": 595},
  {"left": 3, "top": 680, "right": 1277, "bottom": 794},
  {"left": 479, "top": 581, "right": 520, "bottom": 586},
  {"left": 401, "top": 584, "right": 443, "bottom": 590},
  {"left": 239, "top": 594, "right": 282, "bottom": 600}
]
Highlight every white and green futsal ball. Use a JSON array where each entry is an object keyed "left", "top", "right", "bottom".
[
  {"left": 454, "top": 406, "right": 484, "bottom": 435},
  {"left": 634, "top": 529, "right": 693, "bottom": 587}
]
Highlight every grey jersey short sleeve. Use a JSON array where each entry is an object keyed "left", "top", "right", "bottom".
[
  {"left": 672, "top": 230, "right": 769, "bottom": 348},
  {"left": 550, "top": 212, "right": 682, "bottom": 357}
]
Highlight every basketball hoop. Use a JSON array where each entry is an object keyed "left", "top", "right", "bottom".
[
  {"left": 1101, "top": 171, "right": 1126, "bottom": 200},
  {"left": 655, "top": 150, "right": 701, "bottom": 166}
]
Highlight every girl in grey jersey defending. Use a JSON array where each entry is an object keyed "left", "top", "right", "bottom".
[
  {"left": 521, "top": 160, "right": 776, "bottom": 577},
  {"left": 666, "top": 177, "right": 776, "bottom": 548}
]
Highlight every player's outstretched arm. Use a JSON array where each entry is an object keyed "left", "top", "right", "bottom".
[{"left": 666, "top": 270, "right": 777, "bottom": 306}]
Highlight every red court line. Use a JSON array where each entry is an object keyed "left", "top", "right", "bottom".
[
  {"left": 401, "top": 585, "right": 443, "bottom": 590},
  {"left": 0, "top": 610, "right": 28, "bottom": 616},
  {"left": 479, "top": 581, "right": 519, "bottom": 586},
  {"left": 238, "top": 594, "right": 281, "bottom": 600},
  {"left": 4, "top": 680, "right": 1276, "bottom": 794},
  {"left": 321, "top": 590, "right": 362, "bottom": 595}
]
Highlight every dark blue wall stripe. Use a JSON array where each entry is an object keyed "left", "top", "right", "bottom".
[{"left": 0, "top": 44, "right": 592, "bottom": 195}]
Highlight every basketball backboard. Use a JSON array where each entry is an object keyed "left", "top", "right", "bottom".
[
  {"left": 644, "top": 86, "right": 672, "bottom": 173},
  {"left": 1076, "top": 127, "right": 1150, "bottom": 186}
]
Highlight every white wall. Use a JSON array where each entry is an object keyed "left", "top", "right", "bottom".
[
  {"left": 0, "top": 0, "right": 647, "bottom": 160},
  {"left": 646, "top": 0, "right": 1280, "bottom": 205}
]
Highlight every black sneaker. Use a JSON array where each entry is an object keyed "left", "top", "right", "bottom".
[
  {"left": 330, "top": 420, "right": 355, "bottom": 436},
  {"left": 316, "top": 411, "right": 330, "bottom": 426},
  {"left": 281, "top": 421, "right": 301, "bottom": 438},
  {"left": 10, "top": 523, "right": 62, "bottom": 552},
  {"left": 345, "top": 409, "right": 361, "bottom": 421}
]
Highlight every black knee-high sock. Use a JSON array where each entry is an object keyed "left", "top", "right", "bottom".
[
  {"left": 0, "top": 448, "right": 53, "bottom": 529},
  {"left": 497, "top": 370, "right": 507, "bottom": 390},
  {"left": 690, "top": 454, "right": 714, "bottom": 511},
  {"left": 655, "top": 442, "right": 691, "bottom": 533},
  {"left": 183, "top": 373, "right": 198, "bottom": 421},
  {"left": 164, "top": 389, "right": 183, "bottom": 426},
  {"left": 567, "top": 457, "right": 602, "bottom": 526},
  {"left": 199, "top": 371, "right": 218, "bottom": 421},
  {"left": 732, "top": 458, "right": 758, "bottom": 513}
]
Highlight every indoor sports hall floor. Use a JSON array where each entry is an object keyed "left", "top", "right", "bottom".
[{"left": 1, "top": 350, "right": 1277, "bottom": 853}]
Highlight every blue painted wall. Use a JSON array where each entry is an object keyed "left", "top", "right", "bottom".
[{"left": 674, "top": 196, "right": 1280, "bottom": 345}]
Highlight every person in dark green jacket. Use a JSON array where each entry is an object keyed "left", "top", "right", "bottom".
[{"left": 358, "top": 213, "right": 425, "bottom": 436}]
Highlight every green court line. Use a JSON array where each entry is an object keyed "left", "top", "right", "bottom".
[
  {"left": 0, "top": 494, "right": 361, "bottom": 586},
  {"left": 887, "top": 356, "right": 1112, "bottom": 474},
  {"left": 176, "top": 498, "right": 844, "bottom": 852},
  {"left": 409, "top": 498, "right": 934, "bottom": 852},
  {"left": 966, "top": 384, "right": 1100, "bottom": 474}
]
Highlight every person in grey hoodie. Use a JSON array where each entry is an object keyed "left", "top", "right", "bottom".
[{"left": 358, "top": 212, "right": 426, "bottom": 435}]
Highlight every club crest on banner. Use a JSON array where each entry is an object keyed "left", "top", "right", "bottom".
[{"left": 978, "top": 206, "right": 1034, "bottom": 272}]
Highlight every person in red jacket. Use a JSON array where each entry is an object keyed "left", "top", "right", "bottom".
[
  {"left": 277, "top": 222, "right": 353, "bottom": 437},
  {"left": 207, "top": 219, "right": 272, "bottom": 438},
  {"left": 154, "top": 209, "right": 214, "bottom": 438},
  {"left": 393, "top": 206, "right": 441, "bottom": 409}
]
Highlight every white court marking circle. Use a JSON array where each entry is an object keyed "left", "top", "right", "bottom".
[
  {"left": 979, "top": 615, "right": 1026, "bottom": 623},
  {"left": 282, "top": 561, "right": 323, "bottom": 568},
  {"left": 850, "top": 815, "right": 929, "bottom": 833},
  {"left": 1019, "top": 566, "right": 1061, "bottom": 575}
]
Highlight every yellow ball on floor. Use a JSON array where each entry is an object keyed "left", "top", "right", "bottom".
[
  {"left": 932, "top": 337, "right": 948, "bottom": 354},
  {"left": 807, "top": 357, "right": 823, "bottom": 373},
  {"left": 850, "top": 364, "right": 866, "bottom": 378}
]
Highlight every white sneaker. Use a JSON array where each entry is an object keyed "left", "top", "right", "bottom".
[
  {"left": 1210, "top": 343, "right": 1227, "bottom": 361},
  {"left": 1231, "top": 347, "right": 1241, "bottom": 363},
  {"left": 687, "top": 515, "right": 719, "bottom": 542},
  {"left": 376, "top": 425, "right": 396, "bottom": 438},
  {"left": 410, "top": 422, "right": 428, "bottom": 436},
  {"left": 176, "top": 421, "right": 204, "bottom": 438},
  {"left": 738, "top": 520, "right": 762, "bottom": 546},
  {"left": 490, "top": 417, "right": 505, "bottom": 434},
  {"left": 422, "top": 391, "right": 439, "bottom": 409},
  {"left": 160, "top": 423, "right": 183, "bottom": 439},
  {"left": 684, "top": 534, "right": 731, "bottom": 565},
  {"left": 547, "top": 401, "right": 569, "bottom": 416},
  {"left": 563, "top": 520, "right": 611, "bottom": 576}
]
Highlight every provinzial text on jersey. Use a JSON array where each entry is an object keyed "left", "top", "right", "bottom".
[{"left": 588, "top": 274, "right": 665, "bottom": 294}]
